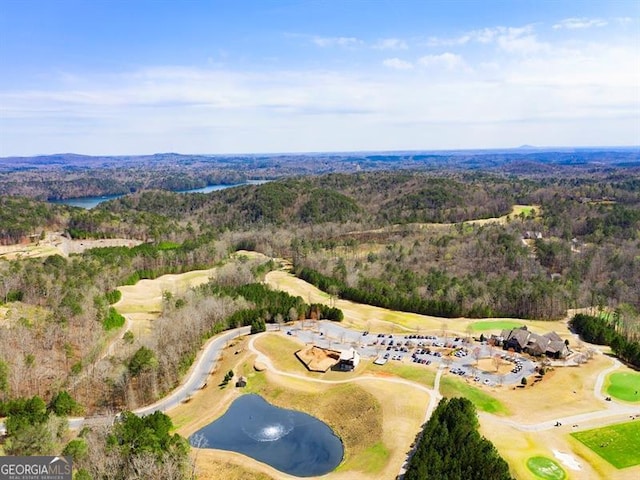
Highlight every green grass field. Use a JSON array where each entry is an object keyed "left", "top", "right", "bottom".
[
  {"left": 526, "top": 456, "right": 566, "bottom": 480},
  {"left": 605, "top": 372, "right": 640, "bottom": 402},
  {"left": 370, "top": 363, "right": 436, "bottom": 388},
  {"left": 439, "top": 376, "right": 509, "bottom": 415},
  {"left": 571, "top": 421, "right": 640, "bottom": 469},
  {"left": 470, "top": 320, "right": 523, "bottom": 332},
  {"left": 514, "top": 205, "right": 537, "bottom": 217}
]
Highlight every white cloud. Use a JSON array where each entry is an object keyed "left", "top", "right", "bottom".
[
  {"left": 553, "top": 17, "right": 608, "bottom": 30},
  {"left": 312, "top": 36, "right": 361, "bottom": 48},
  {"left": 418, "top": 52, "right": 465, "bottom": 70},
  {"left": 495, "top": 26, "right": 547, "bottom": 54},
  {"left": 426, "top": 25, "right": 547, "bottom": 55},
  {"left": 471, "top": 28, "right": 498, "bottom": 44},
  {"left": 382, "top": 58, "right": 414, "bottom": 70},
  {"left": 374, "top": 38, "right": 408, "bottom": 50},
  {"left": 425, "top": 34, "right": 470, "bottom": 47}
]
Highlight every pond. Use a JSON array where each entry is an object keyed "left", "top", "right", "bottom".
[{"left": 189, "top": 394, "right": 343, "bottom": 477}]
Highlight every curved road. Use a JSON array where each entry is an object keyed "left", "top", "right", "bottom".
[
  {"left": 0, "top": 326, "right": 251, "bottom": 432},
  {"left": 3, "top": 321, "right": 637, "bottom": 435},
  {"left": 247, "top": 331, "right": 639, "bottom": 434},
  {"left": 480, "top": 351, "right": 639, "bottom": 433}
]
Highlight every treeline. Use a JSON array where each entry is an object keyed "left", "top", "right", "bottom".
[
  {"left": 0, "top": 152, "right": 253, "bottom": 200},
  {"left": 2, "top": 149, "right": 637, "bottom": 201},
  {"left": 0, "top": 195, "right": 182, "bottom": 244},
  {"left": 66, "top": 206, "right": 182, "bottom": 241},
  {"left": 405, "top": 397, "right": 513, "bottom": 480},
  {"left": 201, "top": 282, "right": 344, "bottom": 325},
  {"left": 295, "top": 264, "right": 567, "bottom": 320},
  {"left": 2, "top": 235, "right": 226, "bottom": 315},
  {"left": 570, "top": 313, "right": 640, "bottom": 368},
  {"left": 296, "top": 266, "right": 463, "bottom": 318},
  {"left": 377, "top": 176, "right": 512, "bottom": 224},
  {"left": 5, "top": 170, "right": 640, "bottom": 250}
]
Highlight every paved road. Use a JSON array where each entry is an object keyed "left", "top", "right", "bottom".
[
  {"left": 2, "top": 320, "right": 638, "bottom": 446},
  {"left": 135, "top": 326, "right": 250, "bottom": 417},
  {"left": 481, "top": 351, "right": 640, "bottom": 433},
  {"left": 0, "top": 326, "right": 251, "bottom": 433}
]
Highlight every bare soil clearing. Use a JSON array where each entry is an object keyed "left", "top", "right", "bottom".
[
  {"left": 346, "top": 205, "right": 541, "bottom": 237},
  {"left": 0, "top": 232, "right": 141, "bottom": 259},
  {"left": 476, "top": 357, "right": 514, "bottom": 375}
]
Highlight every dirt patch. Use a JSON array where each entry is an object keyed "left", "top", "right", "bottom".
[
  {"left": 57, "top": 235, "right": 143, "bottom": 256},
  {"left": 295, "top": 345, "right": 341, "bottom": 372},
  {"left": 476, "top": 357, "right": 513, "bottom": 375},
  {"left": 0, "top": 232, "right": 142, "bottom": 259}
]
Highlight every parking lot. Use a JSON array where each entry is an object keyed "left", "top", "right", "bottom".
[{"left": 288, "top": 322, "right": 537, "bottom": 385}]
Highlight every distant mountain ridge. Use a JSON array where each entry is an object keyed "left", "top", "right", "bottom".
[
  {"left": 2, "top": 146, "right": 639, "bottom": 168},
  {"left": 1, "top": 147, "right": 638, "bottom": 200}
]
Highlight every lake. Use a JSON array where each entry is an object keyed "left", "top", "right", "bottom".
[
  {"left": 49, "top": 180, "right": 268, "bottom": 209},
  {"left": 189, "top": 394, "right": 343, "bottom": 477}
]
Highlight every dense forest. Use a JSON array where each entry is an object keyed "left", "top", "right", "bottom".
[
  {"left": 405, "top": 397, "right": 514, "bottom": 480},
  {"left": 1, "top": 168, "right": 639, "bottom": 412}
]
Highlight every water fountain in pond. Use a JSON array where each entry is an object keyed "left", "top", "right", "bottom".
[{"left": 190, "top": 394, "right": 343, "bottom": 477}]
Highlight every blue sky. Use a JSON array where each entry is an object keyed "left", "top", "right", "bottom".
[{"left": 0, "top": 0, "right": 638, "bottom": 156}]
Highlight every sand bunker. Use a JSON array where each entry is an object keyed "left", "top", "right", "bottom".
[{"left": 553, "top": 450, "right": 582, "bottom": 471}]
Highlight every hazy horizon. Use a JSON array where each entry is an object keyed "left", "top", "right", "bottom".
[{"left": 2, "top": 143, "right": 640, "bottom": 160}]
